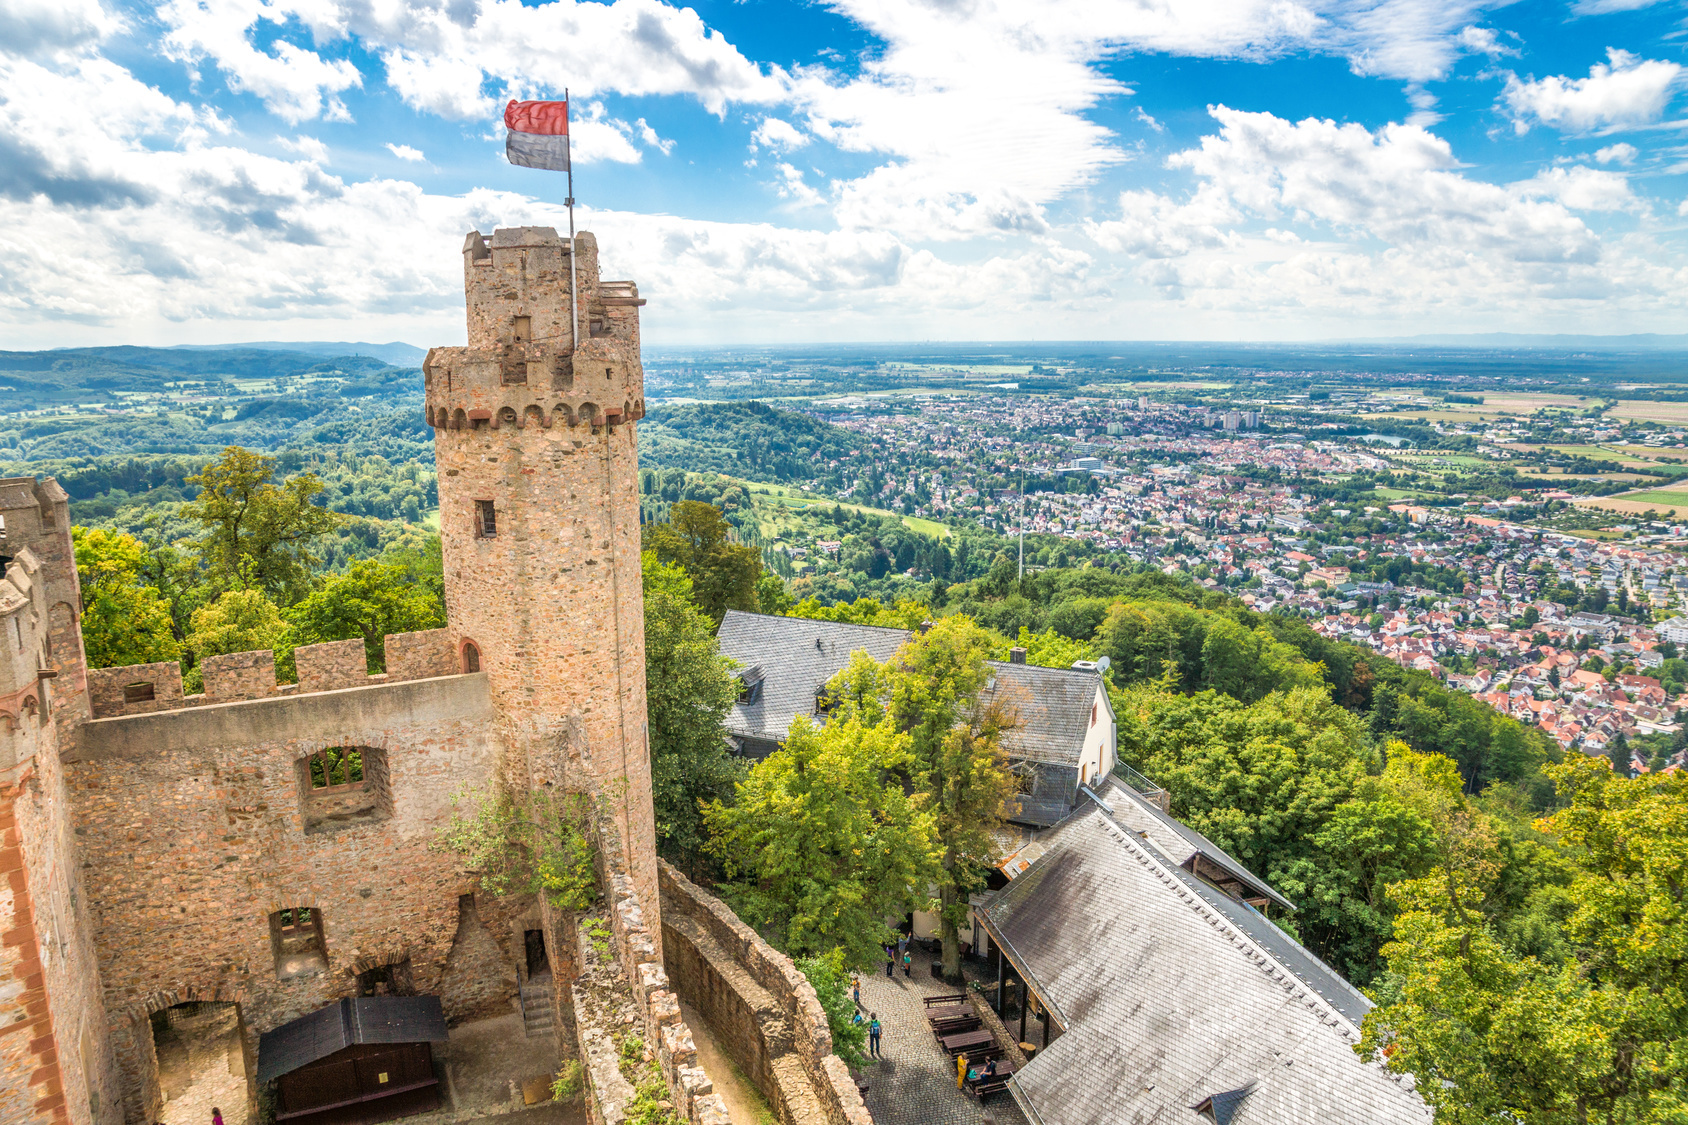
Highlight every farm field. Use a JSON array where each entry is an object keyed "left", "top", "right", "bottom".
[
  {"left": 1575, "top": 490, "right": 1688, "bottom": 515},
  {"left": 745, "top": 481, "right": 952, "bottom": 539},
  {"left": 1608, "top": 401, "right": 1688, "bottom": 426}
]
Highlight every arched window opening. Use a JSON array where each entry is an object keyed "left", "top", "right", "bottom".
[{"left": 462, "top": 642, "right": 481, "bottom": 673}]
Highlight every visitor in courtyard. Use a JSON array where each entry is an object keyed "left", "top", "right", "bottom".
[
  {"left": 903, "top": 949, "right": 912, "bottom": 977},
  {"left": 868, "top": 1013, "right": 881, "bottom": 1058},
  {"left": 212, "top": 1109, "right": 223, "bottom": 1125},
  {"left": 885, "top": 946, "right": 894, "bottom": 977}
]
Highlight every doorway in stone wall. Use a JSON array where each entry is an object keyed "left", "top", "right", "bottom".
[
  {"left": 524, "top": 929, "right": 549, "bottom": 981},
  {"left": 152, "top": 1002, "right": 253, "bottom": 1125}
]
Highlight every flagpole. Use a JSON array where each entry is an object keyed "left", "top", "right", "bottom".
[{"left": 564, "top": 89, "right": 579, "bottom": 354}]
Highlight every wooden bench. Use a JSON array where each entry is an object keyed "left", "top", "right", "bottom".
[
  {"left": 923, "top": 993, "right": 968, "bottom": 1008},
  {"left": 940, "top": 1028, "right": 994, "bottom": 1057},
  {"left": 973, "top": 1079, "right": 1011, "bottom": 1099}
]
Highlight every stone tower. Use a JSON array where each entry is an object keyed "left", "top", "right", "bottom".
[{"left": 422, "top": 226, "right": 656, "bottom": 919}]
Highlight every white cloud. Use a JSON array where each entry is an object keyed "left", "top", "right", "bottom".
[
  {"left": 1515, "top": 165, "right": 1638, "bottom": 212},
  {"left": 278, "top": 134, "right": 329, "bottom": 162},
  {"left": 157, "top": 0, "right": 363, "bottom": 124},
  {"left": 0, "top": 0, "right": 121, "bottom": 58},
  {"left": 1501, "top": 49, "right": 1683, "bottom": 135},
  {"left": 751, "top": 117, "right": 807, "bottom": 151},
  {"left": 773, "top": 162, "right": 824, "bottom": 207},
  {"left": 1080, "top": 107, "right": 1680, "bottom": 320},
  {"left": 635, "top": 118, "right": 675, "bottom": 155},
  {"left": 1455, "top": 25, "right": 1512, "bottom": 57},
  {"left": 1135, "top": 107, "right": 1165, "bottom": 134},
  {"left": 1596, "top": 142, "right": 1639, "bottom": 164},
  {"left": 385, "top": 142, "right": 424, "bottom": 161},
  {"left": 1571, "top": 0, "right": 1669, "bottom": 14}
]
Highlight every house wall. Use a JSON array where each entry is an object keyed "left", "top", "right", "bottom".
[{"left": 1079, "top": 681, "right": 1116, "bottom": 785}]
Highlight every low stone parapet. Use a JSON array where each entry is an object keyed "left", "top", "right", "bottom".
[{"left": 659, "top": 861, "right": 872, "bottom": 1125}]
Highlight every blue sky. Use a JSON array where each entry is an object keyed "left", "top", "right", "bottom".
[{"left": 2, "top": 0, "right": 1686, "bottom": 348}]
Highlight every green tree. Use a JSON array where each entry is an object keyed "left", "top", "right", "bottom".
[
  {"left": 185, "top": 446, "right": 340, "bottom": 604},
  {"left": 889, "top": 616, "right": 1021, "bottom": 981},
  {"left": 184, "top": 589, "right": 293, "bottom": 689},
  {"left": 795, "top": 950, "right": 869, "bottom": 1070},
  {"left": 706, "top": 712, "right": 939, "bottom": 968},
  {"left": 642, "top": 501, "right": 760, "bottom": 625},
  {"left": 72, "top": 527, "right": 181, "bottom": 668},
  {"left": 1360, "top": 757, "right": 1688, "bottom": 1124},
  {"left": 642, "top": 552, "right": 744, "bottom": 877},
  {"left": 287, "top": 555, "right": 446, "bottom": 672}
]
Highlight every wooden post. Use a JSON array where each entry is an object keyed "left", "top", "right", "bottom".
[{"left": 994, "top": 945, "right": 1005, "bottom": 1016}]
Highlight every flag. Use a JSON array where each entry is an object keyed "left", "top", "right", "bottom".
[{"left": 505, "top": 99, "right": 569, "bottom": 172}]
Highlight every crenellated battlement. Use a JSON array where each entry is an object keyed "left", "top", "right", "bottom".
[
  {"left": 428, "top": 227, "right": 646, "bottom": 436},
  {"left": 82, "top": 628, "right": 461, "bottom": 720}
]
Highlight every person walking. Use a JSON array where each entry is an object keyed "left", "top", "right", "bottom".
[
  {"left": 884, "top": 946, "right": 895, "bottom": 978},
  {"left": 212, "top": 1110, "right": 224, "bottom": 1125},
  {"left": 902, "top": 949, "right": 912, "bottom": 977},
  {"left": 852, "top": 975, "right": 862, "bottom": 1009},
  {"left": 868, "top": 1013, "right": 882, "bottom": 1058}
]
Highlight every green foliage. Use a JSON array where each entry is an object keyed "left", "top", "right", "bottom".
[
  {"left": 640, "top": 401, "right": 868, "bottom": 483},
  {"left": 1361, "top": 757, "right": 1688, "bottom": 1124},
  {"left": 890, "top": 616, "right": 1022, "bottom": 980},
  {"left": 795, "top": 950, "right": 870, "bottom": 1070},
  {"left": 789, "top": 595, "right": 928, "bottom": 630},
  {"left": 185, "top": 446, "right": 341, "bottom": 604},
  {"left": 550, "top": 1060, "right": 584, "bottom": 1102},
  {"left": 643, "top": 501, "right": 761, "bottom": 625},
  {"left": 642, "top": 551, "right": 745, "bottom": 877},
  {"left": 706, "top": 712, "right": 940, "bottom": 968},
  {"left": 432, "top": 786, "right": 599, "bottom": 911},
  {"left": 286, "top": 548, "right": 446, "bottom": 671},
  {"left": 71, "top": 527, "right": 180, "bottom": 668},
  {"left": 184, "top": 589, "right": 294, "bottom": 687}
]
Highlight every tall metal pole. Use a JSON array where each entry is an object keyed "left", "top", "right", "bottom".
[
  {"left": 565, "top": 88, "right": 579, "bottom": 351},
  {"left": 1018, "top": 467, "right": 1025, "bottom": 581}
]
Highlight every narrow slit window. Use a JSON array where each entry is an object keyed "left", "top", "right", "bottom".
[{"left": 476, "top": 500, "right": 497, "bottom": 538}]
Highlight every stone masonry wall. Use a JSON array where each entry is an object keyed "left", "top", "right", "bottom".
[
  {"left": 0, "top": 510, "right": 122, "bottom": 1125},
  {"left": 570, "top": 811, "right": 727, "bottom": 1125},
  {"left": 295, "top": 638, "right": 369, "bottom": 692},
  {"left": 659, "top": 863, "right": 872, "bottom": 1125},
  {"left": 65, "top": 673, "right": 513, "bottom": 1122}
]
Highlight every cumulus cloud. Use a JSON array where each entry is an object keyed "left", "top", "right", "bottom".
[
  {"left": 1079, "top": 107, "right": 1680, "bottom": 319},
  {"left": 1596, "top": 142, "right": 1639, "bottom": 164},
  {"left": 158, "top": 0, "right": 363, "bottom": 124},
  {"left": 0, "top": 0, "right": 121, "bottom": 59},
  {"left": 1501, "top": 49, "right": 1683, "bottom": 135},
  {"left": 278, "top": 134, "right": 329, "bottom": 162},
  {"left": 385, "top": 142, "right": 424, "bottom": 161},
  {"left": 751, "top": 117, "right": 807, "bottom": 151}
]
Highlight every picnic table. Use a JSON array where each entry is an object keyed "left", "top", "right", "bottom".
[
  {"left": 925, "top": 1004, "right": 972, "bottom": 1025},
  {"left": 923, "top": 993, "right": 969, "bottom": 1008},
  {"left": 940, "top": 1028, "right": 995, "bottom": 1056}
]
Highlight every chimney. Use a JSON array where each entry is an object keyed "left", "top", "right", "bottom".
[{"left": 1009, "top": 647, "right": 1027, "bottom": 665}]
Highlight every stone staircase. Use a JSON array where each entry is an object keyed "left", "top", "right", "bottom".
[{"left": 520, "top": 975, "right": 555, "bottom": 1039}]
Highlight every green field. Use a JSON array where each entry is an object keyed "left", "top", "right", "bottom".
[
  {"left": 1610, "top": 489, "right": 1688, "bottom": 508},
  {"left": 745, "top": 481, "right": 952, "bottom": 539}
]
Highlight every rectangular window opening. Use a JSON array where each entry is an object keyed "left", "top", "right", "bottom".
[
  {"left": 270, "top": 907, "right": 327, "bottom": 979},
  {"left": 124, "top": 682, "right": 156, "bottom": 704},
  {"left": 476, "top": 499, "right": 497, "bottom": 538},
  {"left": 513, "top": 315, "right": 532, "bottom": 342}
]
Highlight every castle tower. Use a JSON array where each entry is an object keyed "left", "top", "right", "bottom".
[{"left": 423, "top": 227, "right": 656, "bottom": 920}]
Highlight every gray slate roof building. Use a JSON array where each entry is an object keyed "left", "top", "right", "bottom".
[
  {"left": 981, "top": 660, "right": 1105, "bottom": 767},
  {"left": 974, "top": 776, "right": 1426, "bottom": 1125},
  {"left": 715, "top": 610, "right": 910, "bottom": 757}
]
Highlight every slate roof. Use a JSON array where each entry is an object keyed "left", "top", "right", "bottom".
[
  {"left": 977, "top": 779, "right": 1426, "bottom": 1125},
  {"left": 980, "top": 661, "right": 1103, "bottom": 767},
  {"left": 256, "top": 996, "right": 447, "bottom": 1084},
  {"left": 715, "top": 610, "right": 910, "bottom": 742},
  {"left": 1107, "top": 784, "right": 1297, "bottom": 914}
]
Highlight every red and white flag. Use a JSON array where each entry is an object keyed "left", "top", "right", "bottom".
[{"left": 505, "top": 99, "right": 569, "bottom": 172}]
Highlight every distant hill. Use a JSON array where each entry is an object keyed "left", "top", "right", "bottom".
[
  {"left": 168, "top": 340, "right": 428, "bottom": 366},
  {"left": 640, "top": 401, "right": 868, "bottom": 483},
  {"left": 0, "top": 345, "right": 408, "bottom": 409}
]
